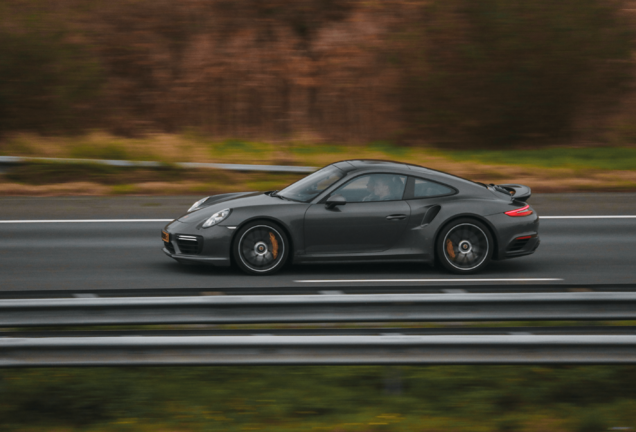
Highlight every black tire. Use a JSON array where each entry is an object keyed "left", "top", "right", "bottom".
[
  {"left": 436, "top": 218, "right": 493, "bottom": 274},
  {"left": 233, "top": 220, "right": 289, "bottom": 275}
]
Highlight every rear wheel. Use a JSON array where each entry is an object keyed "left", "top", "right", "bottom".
[
  {"left": 436, "top": 218, "right": 493, "bottom": 274},
  {"left": 233, "top": 221, "right": 289, "bottom": 275}
]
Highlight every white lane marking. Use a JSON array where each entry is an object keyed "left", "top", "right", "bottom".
[
  {"left": 0, "top": 216, "right": 634, "bottom": 223},
  {"left": 541, "top": 216, "right": 636, "bottom": 219},
  {"left": 0, "top": 219, "right": 172, "bottom": 223},
  {"left": 295, "top": 278, "right": 563, "bottom": 283}
]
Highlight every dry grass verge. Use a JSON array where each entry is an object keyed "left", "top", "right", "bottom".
[{"left": 1, "top": 133, "right": 635, "bottom": 195}]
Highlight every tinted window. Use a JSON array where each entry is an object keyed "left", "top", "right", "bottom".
[
  {"left": 279, "top": 165, "right": 345, "bottom": 202},
  {"left": 413, "top": 177, "right": 454, "bottom": 198},
  {"left": 331, "top": 174, "right": 406, "bottom": 203}
]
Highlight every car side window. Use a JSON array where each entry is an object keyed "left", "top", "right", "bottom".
[
  {"left": 332, "top": 174, "right": 407, "bottom": 203},
  {"left": 412, "top": 177, "right": 454, "bottom": 198}
]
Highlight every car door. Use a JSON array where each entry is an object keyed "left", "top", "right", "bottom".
[
  {"left": 303, "top": 173, "right": 411, "bottom": 255},
  {"left": 400, "top": 176, "right": 458, "bottom": 256}
]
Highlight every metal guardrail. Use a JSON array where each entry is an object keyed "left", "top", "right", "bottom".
[
  {"left": 1, "top": 284, "right": 635, "bottom": 299},
  {"left": 2, "top": 292, "right": 636, "bottom": 326},
  {"left": 4, "top": 326, "right": 636, "bottom": 338},
  {"left": 2, "top": 335, "right": 636, "bottom": 366},
  {"left": 0, "top": 156, "right": 317, "bottom": 174}
]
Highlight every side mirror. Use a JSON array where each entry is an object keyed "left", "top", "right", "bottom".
[{"left": 325, "top": 195, "right": 346, "bottom": 210}]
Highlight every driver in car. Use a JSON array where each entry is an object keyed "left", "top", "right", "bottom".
[{"left": 363, "top": 176, "right": 395, "bottom": 201}]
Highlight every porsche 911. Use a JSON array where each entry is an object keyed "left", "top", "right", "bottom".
[{"left": 162, "top": 160, "right": 539, "bottom": 275}]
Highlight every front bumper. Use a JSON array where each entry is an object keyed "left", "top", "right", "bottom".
[
  {"left": 162, "top": 247, "right": 231, "bottom": 266},
  {"left": 161, "top": 219, "right": 234, "bottom": 267}
]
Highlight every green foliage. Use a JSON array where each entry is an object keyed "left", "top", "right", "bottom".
[
  {"left": 4, "top": 162, "right": 184, "bottom": 185},
  {"left": 6, "top": 161, "right": 121, "bottom": 185},
  {"left": 209, "top": 139, "right": 280, "bottom": 160},
  {"left": 0, "top": 135, "right": 36, "bottom": 156},
  {"left": 367, "top": 141, "right": 409, "bottom": 157},
  {"left": 70, "top": 143, "right": 130, "bottom": 161},
  {"left": 215, "top": 139, "right": 261, "bottom": 154},
  {"left": 292, "top": 144, "right": 344, "bottom": 155},
  {"left": 438, "top": 147, "right": 636, "bottom": 170},
  {"left": 401, "top": 0, "right": 634, "bottom": 146},
  {"left": 2, "top": 366, "right": 636, "bottom": 431},
  {"left": 0, "top": 13, "right": 103, "bottom": 134},
  {"left": 495, "top": 416, "right": 522, "bottom": 432},
  {"left": 573, "top": 409, "right": 608, "bottom": 432},
  {"left": 111, "top": 184, "right": 139, "bottom": 194}
]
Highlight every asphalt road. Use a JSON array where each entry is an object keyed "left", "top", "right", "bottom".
[{"left": 1, "top": 193, "right": 635, "bottom": 292}]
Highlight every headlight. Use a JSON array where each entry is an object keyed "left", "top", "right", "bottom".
[
  {"left": 202, "top": 208, "right": 231, "bottom": 228},
  {"left": 188, "top": 197, "right": 209, "bottom": 212}
]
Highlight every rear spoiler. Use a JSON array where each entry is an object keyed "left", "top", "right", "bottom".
[{"left": 491, "top": 184, "right": 532, "bottom": 202}]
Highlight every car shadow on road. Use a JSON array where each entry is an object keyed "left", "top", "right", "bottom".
[{"left": 161, "top": 256, "right": 544, "bottom": 279}]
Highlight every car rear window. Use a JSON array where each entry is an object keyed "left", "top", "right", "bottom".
[{"left": 412, "top": 177, "right": 455, "bottom": 198}]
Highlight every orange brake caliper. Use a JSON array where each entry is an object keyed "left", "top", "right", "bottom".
[
  {"left": 269, "top": 232, "right": 279, "bottom": 259},
  {"left": 446, "top": 239, "right": 456, "bottom": 260}
]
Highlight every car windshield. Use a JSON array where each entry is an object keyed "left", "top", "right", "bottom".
[{"left": 279, "top": 165, "right": 345, "bottom": 202}]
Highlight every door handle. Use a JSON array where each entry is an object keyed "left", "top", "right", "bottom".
[{"left": 386, "top": 214, "right": 406, "bottom": 221}]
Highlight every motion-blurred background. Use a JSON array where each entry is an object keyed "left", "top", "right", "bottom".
[
  {"left": 3, "top": 2, "right": 636, "bottom": 431},
  {"left": 1, "top": 0, "right": 636, "bottom": 194}
]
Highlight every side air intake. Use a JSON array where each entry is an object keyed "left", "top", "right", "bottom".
[{"left": 421, "top": 205, "right": 441, "bottom": 226}]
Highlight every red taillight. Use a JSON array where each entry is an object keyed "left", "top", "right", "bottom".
[
  {"left": 505, "top": 205, "right": 533, "bottom": 217},
  {"left": 515, "top": 235, "right": 533, "bottom": 240}
]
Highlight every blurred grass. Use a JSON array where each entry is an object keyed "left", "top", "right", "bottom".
[
  {"left": 2, "top": 365, "right": 636, "bottom": 431},
  {"left": 4, "top": 161, "right": 303, "bottom": 191},
  {"left": 4, "top": 133, "right": 636, "bottom": 170},
  {"left": 1, "top": 133, "right": 636, "bottom": 195},
  {"left": 5, "top": 162, "right": 181, "bottom": 185},
  {"left": 436, "top": 147, "right": 636, "bottom": 171},
  {"left": 70, "top": 143, "right": 131, "bottom": 161}
]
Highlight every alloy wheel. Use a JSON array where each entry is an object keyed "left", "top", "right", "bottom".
[
  {"left": 237, "top": 225, "right": 285, "bottom": 273},
  {"left": 442, "top": 223, "right": 490, "bottom": 271}
]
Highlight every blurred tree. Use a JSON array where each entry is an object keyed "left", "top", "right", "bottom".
[
  {"left": 399, "top": 0, "right": 634, "bottom": 146},
  {"left": 0, "top": 16, "right": 103, "bottom": 135},
  {"left": 0, "top": 0, "right": 633, "bottom": 146}
]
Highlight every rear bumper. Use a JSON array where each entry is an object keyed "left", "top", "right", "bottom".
[
  {"left": 485, "top": 211, "right": 540, "bottom": 260},
  {"left": 504, "top": 235, "right": 540, "bottom": 259}
]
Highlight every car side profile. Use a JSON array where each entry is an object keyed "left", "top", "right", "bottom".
[{"left": 162, "top": 160, "right": 539, "bottom": 275}]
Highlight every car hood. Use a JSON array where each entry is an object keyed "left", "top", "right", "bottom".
[
  {"left": 194, "top": 191, "right": 261, "bottom": 211},
  {"left": 176, "top": 191, "right": 289, "bottom": 224}
]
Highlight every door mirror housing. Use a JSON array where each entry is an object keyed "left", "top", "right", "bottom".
[{"left": 325, "top": 195, "right": 346, "bottom": 209}]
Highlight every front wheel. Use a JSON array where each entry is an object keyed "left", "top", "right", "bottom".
[
  {"left": 436, "top": 218, "right": 493, "bottom": 274},
  {"left": 233, "top": 221, "right": 289, "bottom": 275}
]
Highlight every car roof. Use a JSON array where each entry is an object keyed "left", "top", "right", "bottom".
[
  {"left": 337, "top": 159, "right": 484, "bottom": 191},
  {"left": 340, "top": 159, "right": 441, "bottom": 176},
  {"left": 346, "top": 159, "right": 416, "bottom": 172}
]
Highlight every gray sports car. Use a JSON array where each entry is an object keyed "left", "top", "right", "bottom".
[{"left": 162, "top": 160, "right": 539, "bottom": 275}]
